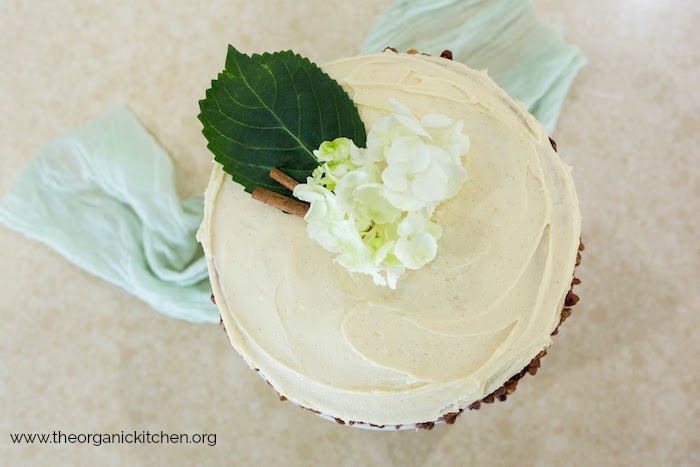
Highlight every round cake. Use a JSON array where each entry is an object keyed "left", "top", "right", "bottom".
[{"left": 198, "top": 50, "right": 582, "bottom": 429}]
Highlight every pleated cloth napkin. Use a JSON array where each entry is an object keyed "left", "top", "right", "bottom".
[
  {"left": 0, "top": 108, "right": 218, "bottom": 323},
  {"left": 0, "top": 0, "right": 585, "bottom": 323}
]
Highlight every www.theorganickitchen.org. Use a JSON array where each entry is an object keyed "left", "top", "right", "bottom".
[{"left": 10, "top": 430, "right": 216, "bottom": 447}]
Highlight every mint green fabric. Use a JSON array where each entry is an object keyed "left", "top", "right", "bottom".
[
  {"left": 0, "top": 108, "right": 218, "bottom": 323},
  {"left": 362, "top": 0, "right": 586, "bottom": 132},
  {"left": 0, "top": 2, "right": 584, "bottom": 323}
]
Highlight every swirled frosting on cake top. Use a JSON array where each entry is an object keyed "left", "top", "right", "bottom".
[{"left": 197, "top": 52, "right": 581, "bottom": 426}]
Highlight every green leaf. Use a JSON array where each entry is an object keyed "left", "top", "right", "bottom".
[{"left": 198, "top": 46, "right": 367, "bottom": 195}]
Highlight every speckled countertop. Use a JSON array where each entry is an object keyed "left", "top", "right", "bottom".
[{"left": 0, "top": 1, "right": 698, "bottom": 465}]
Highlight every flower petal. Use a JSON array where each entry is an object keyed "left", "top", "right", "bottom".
[{"left": 394, "top": 233, "right": 438, "bottom": 270}]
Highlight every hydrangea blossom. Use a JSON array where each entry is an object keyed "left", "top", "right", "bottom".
[{"left": 293, "top": 99, "right": 470, "bottom": 288}]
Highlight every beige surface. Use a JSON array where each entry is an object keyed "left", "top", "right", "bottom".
[{"left": 0, "top": 0, "right": 698, "bottom": 465}]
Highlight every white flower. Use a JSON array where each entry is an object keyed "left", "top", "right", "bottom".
[
  {"left": 358, "top": 222, "right": 405, "bottom": 287},
  {"left": 293, "top": 181, "right": 341, "bottom": 224},
  {"left": 376, "top": 101, "right": 469, "bottom": 212},
  {"left": 353, "top": 184, "right": 402, "bottom": 225},
  {"left": 334, "top": 165, "right": 380, "bottom": 212},
  {"left": 328, "top": 219, "right": 370, "bottom": 266},
  {"left": 420, "top": 113, "right": 471, "bottom": 159},
  {"left": 313, "top": 137, "right": 353, "bottom": 162},
  {"left": 334, "top": 169, "right": 400, "bottom": 227},
  {"left": 293, "top": 182, "right": 345, "bottom": 253},
  {"left": 311, "top": 137, "right": 364, "bottom": 191},
  {"left": 381, "top": 136, "right": 457, "bottom": 212},
  {"left": 394, "top": 212, "right": 442, "bottom": 269},
  {"left": 292, "top": 98, "right": 470, "bottom": 289},
  {"left": 364, "top": 101, "right": 424, "bottom": 164}
]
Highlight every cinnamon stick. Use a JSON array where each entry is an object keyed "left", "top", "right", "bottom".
[
  {"left": 252, "top": 187, "right": 309, "bottom": 217},
  {"left": 269, "top": 168, "right": 300, "bottom": 191}
]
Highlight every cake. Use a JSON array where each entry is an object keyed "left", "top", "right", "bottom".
[{"left": 197, "top": 49, "right": 582, "bottom": 429}]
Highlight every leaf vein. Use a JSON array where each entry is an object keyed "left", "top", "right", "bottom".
[{"left": 231, "top": 51, "right": 315, "bottom": 162}]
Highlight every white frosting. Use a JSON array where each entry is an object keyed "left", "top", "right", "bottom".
[{"left": 198, "top": 52, "right": 581, "bottom": 426}]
